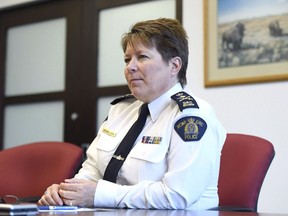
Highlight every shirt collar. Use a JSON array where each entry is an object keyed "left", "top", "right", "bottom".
[{"left": 148, "top": 83, "right": 183, "bottom": 122}]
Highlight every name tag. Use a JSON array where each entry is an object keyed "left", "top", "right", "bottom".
[{"left": 102, "top": 128, "right": 116, "bottom": 137}]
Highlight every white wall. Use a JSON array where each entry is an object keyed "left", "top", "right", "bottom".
[
  {"left": 1, "top": 0, "right": 288, "bottom": 214},
  {"left": 184, "top": 0, "right": 288, "bottom": 214}
]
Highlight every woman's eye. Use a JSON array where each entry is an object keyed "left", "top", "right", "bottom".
[
  {"left": 139, "top": 55, "right": 149, "bottom": 60},
  {"left": 124, "top": 58, "right": 130, "bottom": 64}
]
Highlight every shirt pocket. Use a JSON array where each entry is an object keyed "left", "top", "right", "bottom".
[
  {"left": 95, "top": 132, "right": 120, "bottom": 152},
  {"left": 129, "top": 141, "right": 169, "bottom": 163}
]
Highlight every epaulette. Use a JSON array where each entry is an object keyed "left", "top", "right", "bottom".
[
  {"left": 171, "top": 91, "right": 199, "bottom": 111},
  {"left": 110, "top": 94, "right": 135, "bottom": 105}
]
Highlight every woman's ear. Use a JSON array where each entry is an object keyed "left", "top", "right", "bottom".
[{"left": 170, "top": 57, "right": 182, "bottom": 74}]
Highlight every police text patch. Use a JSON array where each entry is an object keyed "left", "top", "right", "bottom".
[{"left": 174, "top": 116, "right": 207, "bottom": 141}]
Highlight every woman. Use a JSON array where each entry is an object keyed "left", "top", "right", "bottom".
[{"left": 39, "top": 18, "right": 226, "bottom": 210}]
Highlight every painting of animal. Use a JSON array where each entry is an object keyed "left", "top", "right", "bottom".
[
  {"left": 218, "top": 14, "right": 288, "bottom": 68},
  {"left": 222, "top": 22, "right": 245, "bottom": 51},
  {"left": 269, "top": 20, "right": 282, "bottom": 36}
]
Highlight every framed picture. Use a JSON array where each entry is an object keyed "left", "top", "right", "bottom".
[{"left": 204, "top": 0, "right": 288, "bottom": 87}]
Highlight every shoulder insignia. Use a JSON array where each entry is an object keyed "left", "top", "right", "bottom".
[
  {"left": 110, "top": 94, "right": 135, "bottom": 105},
  {"left": 174, "top": 116, "right": 207, "bottom": 142},
  {"left": 171, "top": 91, "right": 199, "bottom": 111}
]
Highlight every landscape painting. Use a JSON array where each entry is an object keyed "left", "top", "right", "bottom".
[{"left": 204, "top": 0, "right": 288, "bottom": 86}]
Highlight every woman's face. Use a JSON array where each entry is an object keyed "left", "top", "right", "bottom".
[{"left": 124, "top": 42, "right": 179, "bottom": 103}]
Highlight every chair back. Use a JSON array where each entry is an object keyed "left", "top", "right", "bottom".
[
  {"left": 0, "top": 141, "right": 83, "bottom": 199},
  {"left": 217, "top": 133, "right": 275, "bottom": 212}
]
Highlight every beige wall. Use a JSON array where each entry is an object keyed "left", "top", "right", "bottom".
[{"left": 1, "top": 0, "right": 288, "bottom": 213}]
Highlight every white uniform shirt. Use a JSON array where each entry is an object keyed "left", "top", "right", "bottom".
[{"left": 75, "top": 83, "right": 226, "bottom": 210}]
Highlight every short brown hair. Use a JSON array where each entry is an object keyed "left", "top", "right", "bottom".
[{"left": 121, "top": 18, "right": 189, "bottom": 86}]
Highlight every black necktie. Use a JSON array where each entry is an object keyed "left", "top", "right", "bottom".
[{"left": 103, "top": 103, "right": 149, "bottom": 183}]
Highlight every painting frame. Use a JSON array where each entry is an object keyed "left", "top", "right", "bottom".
[{"left": 204, "top": 0, "right": 288, "bottom": 87}]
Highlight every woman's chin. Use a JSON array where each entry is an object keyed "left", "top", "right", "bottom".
[{"left": 131, "top": 91, "right": 148, "bottom": 102}]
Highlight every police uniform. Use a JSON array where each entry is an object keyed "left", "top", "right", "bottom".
[{"left": 75, "top": 83, "right": 226, "bottom": 210}]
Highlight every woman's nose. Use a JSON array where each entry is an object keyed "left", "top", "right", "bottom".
[{"left": 127, "top": 59, "right": 137, "bottom": 73}]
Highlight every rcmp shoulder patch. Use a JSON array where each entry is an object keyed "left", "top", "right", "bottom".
[
  {"left": 171, "top": 91, "right": 199, "bottom": 111},
  {"left": 174, "top": 116, "right": 207, "bottom": 142},
  {"left": 110, "top": 94, "right": 135, "bottom": 105}
]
